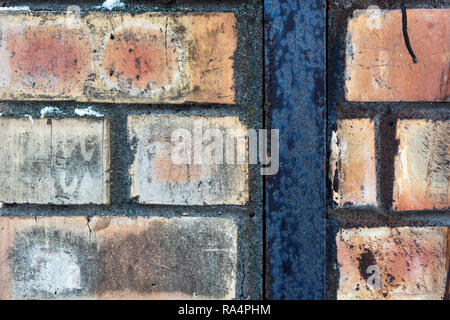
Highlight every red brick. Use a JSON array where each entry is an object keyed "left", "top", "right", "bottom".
[
  {"left": 393, "top": 120, "right": 449, "bottom": 211},
  {"left": 337, "top": 227, "right": 448, "bottom": 300},
  {"left": 345, "top": 9, "right": 449, "bottom": 101},
  {"left": 330, "top": 119, "right": 377, "bottom": 206},
  {"left": 0, "top": 12, "right": 237, "bottom": 104},
  {"left": 101, "top": 26, "right": 179, "bottom": 92},
  {"left": 0, "top": 216, "right": 237, "bottom": 300},
  {"left": 0, "top": 17, "right": 92, "bottom": 97}
]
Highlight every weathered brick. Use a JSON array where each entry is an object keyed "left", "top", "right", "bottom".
[
  {"left": 0, "top": 216, "right": 237, "bottom": 300},
  {"left": 128, "top": 115, "right": 248, "bottom": 205},
  {"left": 345, "top": 9, "right": 449, "bottom": 101},
  {"left": 393, "top": 120, "right": 449, "bottom": 211},
  {"left": 0, "top": 11, "right": 236, "bottom": 104},
  {"left": 0, "top": 16, "right": 92, "bottom": 97},
  {"left": 337, "top": 227, "right": 448, "bottom": 300},
  {"left": 0, "top": 117, "right": 110, "bottom": 204},
  {"left": 330, "top": 119, "right": 376, "bottom": 206}
]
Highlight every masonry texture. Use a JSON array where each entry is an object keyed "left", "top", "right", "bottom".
[
  {"left": 345, "top": 9, "right": 449, "bottom": 102},
  {"left": 0, "top": 11, "right": 237, "bottom": 104},
  {"left": 330, "top": 118, "right": 376, "bottom": 207},
  {"left": 393, "top": 119, "right": 449, "bottom": 211},
  {"left": 128, "top": 115, "right": 248, "bottom": 205},
  {"left": 0, "top": 216, "right": 237, "bottom": 299},
  {"left": 0, "top": 1, "right": 263, "bottom": 301},
  {"left": 328, "top": 2, "right": 450, "bottom": 300},
  {"left": 336, "top": 227, "right": 448, "bottom": 300},
  {"left": 0, "top": 117, "right": 110, "bottom": 204}
]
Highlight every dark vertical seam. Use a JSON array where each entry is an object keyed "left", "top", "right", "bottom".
[{"left": 262, "top": 0, "right": 267, "bottom": 300}]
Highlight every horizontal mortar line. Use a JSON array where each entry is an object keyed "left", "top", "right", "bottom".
[
  {"left": 23, "top": 3, "right": 246, "bottom": 10},
  {"left": 0, "top": 204, "right": 254, "bottom": 216},
  {"left": 0, "top": 101, "right": 247, "bottom": 110},
  {"left": 335, "top": 102, "right": 450, "bottom": 110},
  {"left": 328, "top": 208, "right": 450, "bottom": 228}
]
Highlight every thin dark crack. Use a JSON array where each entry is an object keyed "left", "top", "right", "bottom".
[{"left": 401, "top": 0, "right": 418, "bottom": 64}]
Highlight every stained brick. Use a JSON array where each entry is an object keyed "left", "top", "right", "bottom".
[
  {"left": 330, "top": 119, "right": 377, "bottom": 206},
  {"left": 393, "top": 120, "right": 449, "bottom": 211},
  {"left": 337, "top": 227, "right": 448, "bottom": 300},
  {"left": 0, "top": 19, "right": 92, "bottom": 97},
  {"left": 0, "top": 117, "right": 110, "bottom": 204},
  {"left": 345, "top": 9, "right": 449, "bottom": 101},
  {"left": 0, "top": 216, "right": 237, "bottom": 300},
  {"left": 128, "top": 115, "right": 248, "bottom": 205},
  {"left": 0, "top": 11, "right": 236, "bottom": 104}
]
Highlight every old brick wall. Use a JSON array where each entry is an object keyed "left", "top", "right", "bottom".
[
  {"left": 0, "top": 0, "right": 263, "bottom": 300},
  {"left": 328, "top": 1, "right": 449, "bottom": 299}
]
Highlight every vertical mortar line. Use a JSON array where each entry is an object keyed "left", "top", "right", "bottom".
[
  {"left": 374, "top": 111, "right": 383, "bottom": 209},
  {"left": 102, "top": 117, "right": 104, "bottom": 205},
  {"left": 377, "top": 110, "right": 398, "bottom": 212}
]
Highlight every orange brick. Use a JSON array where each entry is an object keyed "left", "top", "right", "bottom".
[
  {"left": 345, "top": 9, "right": 449, "bottom": 101},
  {"left": 0, "top": 216, "right": 237, "bottom": 300},
  {"left": 330, "top": 119, "right": 377, "bottom": 206},
  {"left": 393, "top": 120, "right": 449, "bottom": 211},
  {"left": 128, "top": 115, "right": 248, "bottom": 205},
  {"left": 0, "top": 11, "right": 237, "bottom": 104},
  {"left": 337, "top": 227, "right": 448, "bottom": 300}
]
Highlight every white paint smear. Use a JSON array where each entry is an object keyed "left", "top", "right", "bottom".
[
  {"left": 101, "top": 0, "right": 125, "bottom": 10},
  {"left": 40, "top": 106, "right": 63, "bottom": 118},
  {"left": 0, "top": 6, "right": 30, "bottom": 11},
  {"left": 74, "top": 107, "right": 104, "bottom": 117}
]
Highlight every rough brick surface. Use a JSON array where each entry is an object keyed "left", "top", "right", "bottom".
[
  {"left": 337, "top": 227, "right": 448, "bottom": 300},
  {"left": 330, "top": 119, "right": 376, "bottom": 206},
  {"left": 0, "top": 216, "right": 237, "bottom": 300},
  {"left": 393, "top": 120, "right": 449, "bottom": 211},
  {"left": 0, "top": 11, "right": 236, "bottom": 104},
  {"left": 0, "top": 117, "right": 110, "bottom": 204},
  {"left": 128, "top": 115, "right": 248, "bottom": 205},
  {"left": 345, "top": 9, "right": 449, "bottom": 101}
]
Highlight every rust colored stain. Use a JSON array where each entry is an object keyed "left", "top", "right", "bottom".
[
  {"left": 337, "top": 227, "right": 448, "bottom": 300},
  {"left": 152, "top": 155, "right": 201, "bottom": 184},
  {"left": 101, "top": 26, "right": 179, "bottom": 91},
  {"left": 393, "top": 120, "right": 449, "bottom": 211},
  {"left": 345, "top": 9, "right": 450, "bottom": 102},
  {"left": 7, "top": 23, "right": 92, "bottom": 96}
]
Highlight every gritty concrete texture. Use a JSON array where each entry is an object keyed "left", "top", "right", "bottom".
[
  {"left": 128, "top": 114, "right": 248, "bottom": 205},
  {"left": 345, "top": 9, "right": 449, "bottom": 102},
  {"left": 393, "top": 119, "right": 449, "bottom": 211},
  {"left": 0, "top": 216, "right": 238, "bottom": 300},
  {"left": 330, "top": 118, "right": 376, "bottom": 206},
  {"left": 336, "top": 226, "right": 448, "bottom": 300},
  {"left": 0, "top": 11, "right": 237, "bottom": 104},
  {"left": 0, "top": 117, "right": 110, "bottom": 204}
]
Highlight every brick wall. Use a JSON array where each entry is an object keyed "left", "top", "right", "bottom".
[
  {"left": 328, "top": 1, "right": 449, "bottom": 300},
  {"left": 0, "top": 1, "right": 262, "bottom": 300}
]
